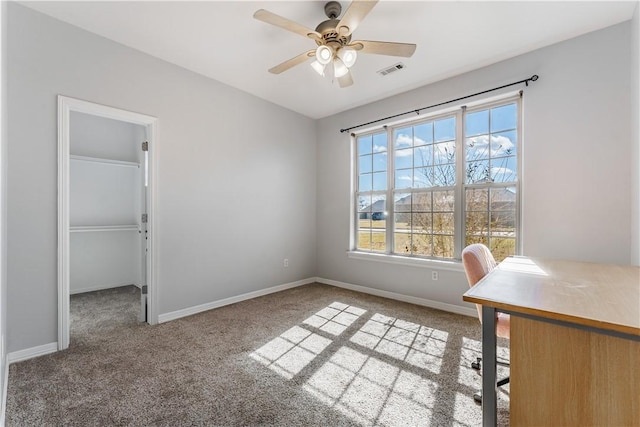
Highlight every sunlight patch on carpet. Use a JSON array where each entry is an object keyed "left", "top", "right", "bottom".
[
  {"left": 250, "top": 302, "right": 367, "bottom": 379},
  {"left": 303, "top": 346, "right": 438, "bottom": 426},
  {"left": 303, "top": 302, "right": 367, "bottom": 336}
]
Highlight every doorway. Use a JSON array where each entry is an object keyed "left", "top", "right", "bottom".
[{"left": 58, "top": 96, "right": 158, "bottom": 350}]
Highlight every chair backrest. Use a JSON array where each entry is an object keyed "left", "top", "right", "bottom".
[{"left": 462, "top": 243, "right": 497, "bottom": 320}]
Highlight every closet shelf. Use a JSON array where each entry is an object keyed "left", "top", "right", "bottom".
[
  {"left": 70, "top": 155, "right": 139, "bottom": 168},
  {"left": 70, "top": 225, "right": 139, "bottom": 233}
]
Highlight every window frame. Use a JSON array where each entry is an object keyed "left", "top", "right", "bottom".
[{"left": 351, "top": 93, "right": 522, "bottom": 263}]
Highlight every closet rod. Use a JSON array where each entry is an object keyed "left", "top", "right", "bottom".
[
  {"left": 340, "top": 74, "right": 539, "bottom": 134},
  {"left": 70, "top": 225, "right": 139, "bottom": 233}
]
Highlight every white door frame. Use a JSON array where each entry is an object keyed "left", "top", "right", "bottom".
[{"left": 57, "top": 95, "right": 159, "bottom": 350}]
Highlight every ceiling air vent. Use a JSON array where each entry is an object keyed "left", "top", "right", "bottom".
[{"left": 377, "top": 62, "right": 406, "bottom": 76}]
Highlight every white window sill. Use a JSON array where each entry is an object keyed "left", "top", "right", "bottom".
[{"left": 347, "top": 251, "right": 465, "bottom": 272}]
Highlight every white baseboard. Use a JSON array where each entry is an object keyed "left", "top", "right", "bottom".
[
  {"left": 7, "top": 342, "right": 58, "bottom": 364},
  {"left": 158, "top": 277, "right": 316, "bottom": 323},
  {"left": 315, "top": 277, "right": 477, "bottom": 318}
]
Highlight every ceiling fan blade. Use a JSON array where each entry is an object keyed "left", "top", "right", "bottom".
[
  {"left": 337, "top": 70, "right": 354, "bottom": 88},
  {"left": 268, "top": 50, "right": 316, "bottom": 74},
  {"left": 254, "top": 9, "right": 322, "bottom": 42},
  {"left": 337, "top": 0, "right": 379, "bottom": 36},
  {"left": 350, "top": 40, "right": 417, "bottom": 57}
]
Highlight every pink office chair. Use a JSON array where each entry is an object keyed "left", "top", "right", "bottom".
[{"left": 462, "top": 243, "right": 510, "bottom": 404}]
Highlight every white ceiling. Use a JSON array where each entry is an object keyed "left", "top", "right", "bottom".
[{"left": 20, "top": 1, "right": 637, "bottom": 119}]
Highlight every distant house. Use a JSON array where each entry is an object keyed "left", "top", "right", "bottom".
[{"left": 359, "top": 199, "right": 386, "bottom": 220}]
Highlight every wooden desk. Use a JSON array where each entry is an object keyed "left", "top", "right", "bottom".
[{"left": 463, "top": 256, "right": 640, "bottom": 426}]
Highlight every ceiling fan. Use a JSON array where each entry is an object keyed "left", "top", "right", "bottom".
[{"left": 253, "top": 0, "right": 417, "bottom": 88}]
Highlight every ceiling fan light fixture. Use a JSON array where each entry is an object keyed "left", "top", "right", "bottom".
[
  {"left": 310, "top": 60, "right": 327, "bottom": 76},
  {"left": 316, "top": 45, "right": 334, "bottom": 65},
  {"left": 333, "top": 58, "right": 349, "bottom": 78},
  {"left": 337, "top": 47, "right": 357, "bottom": 68}
]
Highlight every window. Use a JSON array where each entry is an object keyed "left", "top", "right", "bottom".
[{"left": 354, "top": 96, "right": 520, "bottom": 262}]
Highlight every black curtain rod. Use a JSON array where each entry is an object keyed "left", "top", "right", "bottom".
[{"left": 340, "top": 74, "right": 539, "bottom": 134}]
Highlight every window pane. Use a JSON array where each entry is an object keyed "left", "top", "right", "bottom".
[
  {"left": 412, "top": 213, "right": 432, "bottom": 232},
  {"left": 490, "top": 156, "right": 517, "bottom": 183},
  {"left": 433, "top": 190, "right": 454, "bottom": 211},
  {"left": 395, "top": 169, "right": 412, "bottom": 189},
  {"left": 373, "top": 133, "right": 387, "bottom": 152},
  {"left": 373, "top": 152, "right": 387, "bottom": 172},
  {"left": 358, "top": 195, "right": 371, "bottom": 214},
  {"left": 413, "top": 233, "right": 432, "bottom": 256},
  {"left": 466, "top": 110, "right": 489, "bottom": 137},
  {"left": 490, "top": 238, "right": 516, "bottom": 262},
  {"left": 466, "top": 160, "right": 490, "bottom": 184},
  {"left": 433, "top": 164, "right": 455, "bottom": 187},
  {"left": 490, "top": 103, "right": 517, "bottom": 133},
  {"left": 372, "top": 172, "right": 387, "bottom": 191},
  {"left": 358, "top": 135, "right": 372, "bottom": 155},
  {"left": 412, "top": 193, "right": 431, "bottom": 212},
  {"left": 359, "top": 174, "right": 372, "bottom": 191},
  {"left": 414, "top": 123, "right": 433, "bottom": 146},
  {"left": 490, "top": 187, "right": 516, "bottom": 212},
  {"left": 370, "top": 195, "right": 386, "bottom": 216},
  {"left": 466, "top": 135, "right": 490, "bottom": 161},
  {"left": 414, "top": 145, "right": 432, "bottom": 168},
  {"left": 395, "top": 148, "right": 413, "bottom": 170},
  {"left": 394, "top": 128, "right": 412, "bottom": 148},
  {"left": 358, "top": 230, "right": 371, "bottom": 250},
  {"left": 395, "top": 193, "right": 411, "bottom": 212},
  {"left": 394, "top": 232, "right": 412, "bottom": 254},
  {"left": 466, "top": 212, "right": 489, "bottom": 236},
  {"left": 434, "top": 117, "right": 455, "bottom": 142},
  {"left": 359, "top": 155, "right": 372, "bottom": 174},
  {"left": 434, "top": 142, "right": 455, "bottom": 165},
  {"left": 491, "top": 131, "right": 516, "bottom": 157},
  {"left": 491, "top": 211, "right": 515, "bottom": 237},
  {"left": 413, "top": 168, "right": 432, "bottom": 188},
  {"left": 433, "top": 235, "right": 454, "bottom": 258},
  {"left": 466, "top": 235, "right": 489, "bottom": 247},
  {"left": 433, "top": 213, "right": 454, "bottom": 234},
  {"left": 371, "top": 230, "right": 386, "bottom": 252},
  {"left": 465, "top": 188, "right": 488, "bottom": 211}
]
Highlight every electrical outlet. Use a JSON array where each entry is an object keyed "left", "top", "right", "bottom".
[
  {"left": 284, "top": 258, "right": 289, "bottom": 268},
  {"left": 432, "top": 271, "right": 438, "bottom": 281}
]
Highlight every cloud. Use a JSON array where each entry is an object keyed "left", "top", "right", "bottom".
[
  {"left": 395, "top": 133, "right": 412, "bottom": 148},
  {"left": 373, "top": 145, "right": 388, "bottom": 154},
  {"left": 467, "top": 134, "right": 514, "bottom": 157},
  {"left": 395, "top": 148, "right": 413, "bottom": 157},
  {"left": 491, "top": 167, "right": 515, "bottom": 178}
]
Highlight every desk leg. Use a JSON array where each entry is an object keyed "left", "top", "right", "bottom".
[{"left": 481, "top": 305, "right": 497, "bottom": 426}]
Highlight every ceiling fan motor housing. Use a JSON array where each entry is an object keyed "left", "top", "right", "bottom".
[
  {"left": 315, "top": 19, "right": 351, "bottom": 48},
  {"left": 315, "top": 2, "right": 350, "bottom": 49}
]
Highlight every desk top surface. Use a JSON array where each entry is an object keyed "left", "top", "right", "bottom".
[{"left": 463, "top": 257, "right": 640, "bottom": 336}]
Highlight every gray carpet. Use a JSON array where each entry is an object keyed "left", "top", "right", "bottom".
[{"left": 6, "top": 283, "right": 510, "bottom": 426}]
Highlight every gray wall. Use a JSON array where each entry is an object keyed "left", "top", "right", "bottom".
[
  {"left": 632, "top": 3, "right": 640, "bottom": 266},
  {"left": 1, "top": 0, "right": 8, "bottom": 420},
  {"left": 316, "top": 23, "right": 633, "bottom": 311},
  {"left": 6, "top": 3, "right": 317, "bottom": 352}
]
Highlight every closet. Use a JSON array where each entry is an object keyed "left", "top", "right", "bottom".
[{"left": 69, "top": 112, "right": 146, "bottom": 309}]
